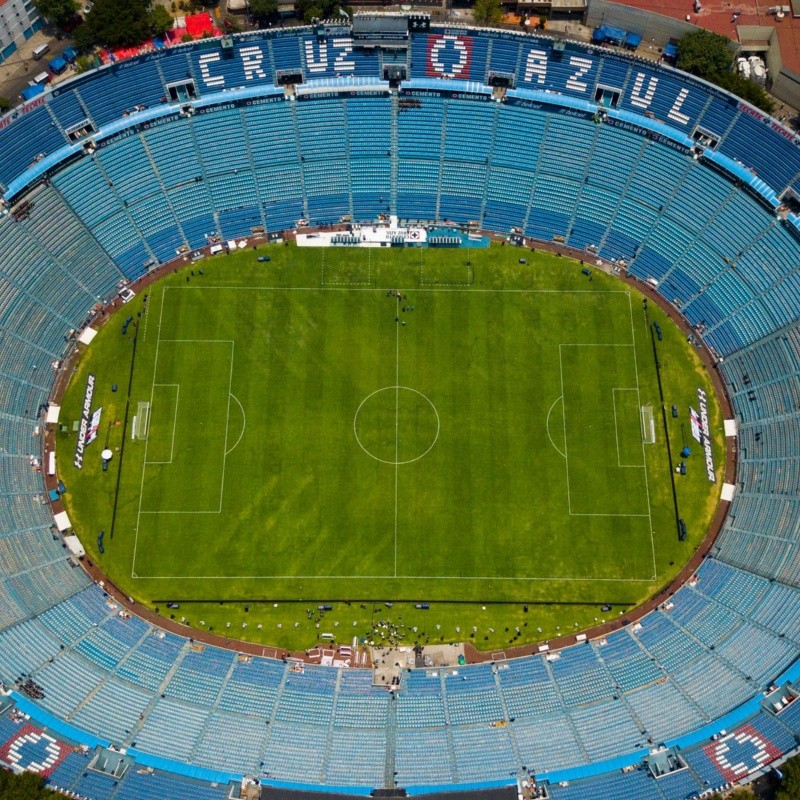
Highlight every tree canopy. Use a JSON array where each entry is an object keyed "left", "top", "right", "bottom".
[
  {"left": 712, "top": 69, "right": 775, "bottom": 113},
  {"left": 33, "top": 0, "right": 79, "bottom": 30},
  {"left": 294, "top": 0, "right": 350, "bottom": 24},
  {"left": 0, "top": 769, "right": 63, "bottom": 799},
  {"left": 677, "top": 29, "right": 733, "bottom": 77},
  {"left": 149, "top": 4, "right": 173, "bottom": 37},
  {"left": 248, "top": 0, "right": 277, "bottom": 24},
  {"left": 74, "top": 0, "right": 172, "bottom": 49},
  {"left": 778, "top": 753, "right": 800, "bottom": 800},
  {"left": 472, "top": 0, "right": 504, "bottom": 27},
  {"left": 676, "top": 28, "right": 774, "bottom": 113}
]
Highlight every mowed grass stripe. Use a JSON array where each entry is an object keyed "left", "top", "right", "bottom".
[
  {"left": 140, "top": 340, "right": 231, "bottom": 513},
  {"left": 136, "top": 287, "right": 399, "bottom": 578},
  {"left": 135, "top": 282, "right": 658, "bottom": 581},
  {"left": 56, "top": 245, "right": 726, "bottom": 650}
]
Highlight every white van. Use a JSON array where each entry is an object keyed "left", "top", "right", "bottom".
[
  {"left": 32, "top": 43, "right": 50, "bottom": 60},
  {"left": 736, "top": 57, "right": 750, "bottom": 79},
  {"left": 748, "top": 55, "right": 767, "bottom": 85},
  {"left": 30, "top": 71, "right": 50, "bottom": 86}
]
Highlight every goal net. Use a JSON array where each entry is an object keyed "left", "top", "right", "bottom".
[
  {"left": 132, "top": 401, "right": 151, "bottom": 441},
  {"left": 641, "top": 405, "right": 656, "bottom": 444}
]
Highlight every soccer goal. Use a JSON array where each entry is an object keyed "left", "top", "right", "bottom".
[
  {"left": 641, "top": 404, "right": 656, "bottom": 444},
  {"left": 132, "top": 401, "right": 151, "bottom": 441}
]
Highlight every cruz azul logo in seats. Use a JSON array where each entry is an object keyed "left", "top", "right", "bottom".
[
  {"left": 0, "top": 725, "right": 72, "bottom": 778},
  {"left": 703, "top": 724, "right": 782, "bottom": 783},
  {"left": 426, "top": 35, "right": 472, "bottom": 80}
]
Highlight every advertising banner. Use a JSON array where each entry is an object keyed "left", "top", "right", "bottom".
[{"left": 73, "top": 374, "right": 96, "bottom": 469}]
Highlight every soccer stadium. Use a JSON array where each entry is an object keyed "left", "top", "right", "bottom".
[{"left": 0, "top": 13, "right": 799, "bottom": 800}]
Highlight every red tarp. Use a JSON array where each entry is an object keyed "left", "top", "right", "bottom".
[
  {"left": 167, "top": 12, "right": 221, "bottom": 43},
  {"left": 100, "top": 14, "right": 221, "bottom": 63}
]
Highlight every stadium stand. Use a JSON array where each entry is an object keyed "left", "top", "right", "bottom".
[{"left": 0, "top": 20, "right": 799, "bottom": 800}]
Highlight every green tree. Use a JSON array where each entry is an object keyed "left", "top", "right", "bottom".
[
  {"left": 676, "top": 29, "right": 774, "bottom": 113},
  {"left": 0, "top": 768, "right": 63, "bottom": 798},
  {"left": 677, "top": 29, "right": 733, "bottom": 77},
  {"left": 712, "top": 70, "right": 775, "bottom": 113},
  {"left": 472, "top": 0, "right": 504, "bottom": 27},
  {"left": 295, "top": 0, "right": 349, "bottom": 24},
  {"left": 74, "top": 0, "right": 153, "bottom": 48},
  {"left": 777, "top": 752, "right": 800, "bottom": 800},
  {"left": 33, "top": 0, "right": 79, "bottom": 29},
  {"left": 149, "top": 4, "right": 173, "bottom": 37},
  {"left": 75, "top": 52, "right": 98, "bottom": 71},
  {"left": 248, "top": 0, "right": 277, "bottom": 23},
  {"left": 0, "top": 97, "right": 12, "bottom": 113}
]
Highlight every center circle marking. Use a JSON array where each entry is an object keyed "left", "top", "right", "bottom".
[{"left": 353, "top": 386, "right": 440, "bottom": 465}]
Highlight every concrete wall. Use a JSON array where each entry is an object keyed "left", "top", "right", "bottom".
[
  {"left": 752, "top": 28, "right": 800, "bottom": 110},
  {"left": 586, "top": 0, "right": 699, "bottom": 45},
  {"left": 772, "top": 67, "right": 800, "bottom": 110}
]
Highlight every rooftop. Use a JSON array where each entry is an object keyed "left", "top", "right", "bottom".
[{"left": 607, "top": 0, "right": 800, "bottom": 75}]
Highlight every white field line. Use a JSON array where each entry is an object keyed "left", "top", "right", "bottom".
[
  {"left": 132, "top": 285, "right": 166, "bottom": 577},
  {"left": 145, "top": 384, "right": 180, "bottom": 465},
  {"left": 612, "top": 388, "right": 645, "bottom": 468},
  {"left": 628, "top": 290, "right": 658, "bottom": 581}
]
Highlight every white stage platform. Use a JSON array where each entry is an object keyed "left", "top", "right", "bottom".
[{"left": 297, "top": 220, "right": 427, "bottom": 248}]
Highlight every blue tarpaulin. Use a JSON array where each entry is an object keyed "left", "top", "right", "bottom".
[
  {"left": 49, "top": 55, "right": 67, "bottom": 73},
  {"left": 62, "top": 45, "right": 78, "bottom": 62},
  {"left": 20, "top": 83, "right": 45, "bottom": 100},
  {"left": 624, "top": 31, "right": 642, "bottom": 48},
  {"left": 592, "top": 24, "right": 627, "bottom": 44},
  {"left": 663, "top": 42, "right": 679, "bottom": 59}
]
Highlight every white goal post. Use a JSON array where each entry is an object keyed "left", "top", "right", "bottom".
[
  {"left": 641, "top": 404, "right": 656, "bottom": 444},
  {"left": 133, "top": 401, "right": 151, "bottom": 441}
]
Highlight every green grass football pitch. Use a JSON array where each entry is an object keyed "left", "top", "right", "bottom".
[{"left": 58, "top": 245, "right": 725, "bottom": 650}]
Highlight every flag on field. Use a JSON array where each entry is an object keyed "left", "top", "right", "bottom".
[
  {"left": 85, "top": 407, "right": 102, "bottom": 446},
  {"left": 689, "top": 406, "right": 703, "bottom": 443}
]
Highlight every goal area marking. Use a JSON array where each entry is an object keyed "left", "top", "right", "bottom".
[
  {"left": 612, "top": 388, "right": 646, "bottom": 468},
  {"left": 144, "top": 384, "right": 180, "bottom": 464}
]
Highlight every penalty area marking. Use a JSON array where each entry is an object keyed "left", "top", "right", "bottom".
[
  {"left": 559, "top": 341, "right": 654, "bottom": 521},
  {"left": 225, "top": 394, "right": 246, "bottom": 456},
  {"left": 546, "top": 396, "right": 566, "bottom": 458},
  {"left": 134, "top": 333, "right": 235, "bottom": 556}
]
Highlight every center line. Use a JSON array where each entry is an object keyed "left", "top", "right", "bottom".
[{"left": 394, "top": 296, "right": 400, "bottom": 577}]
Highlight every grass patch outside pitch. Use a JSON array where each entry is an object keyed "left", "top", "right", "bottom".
[{"left": 56, "top": 245, "right": 725, "bottom": 651}]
